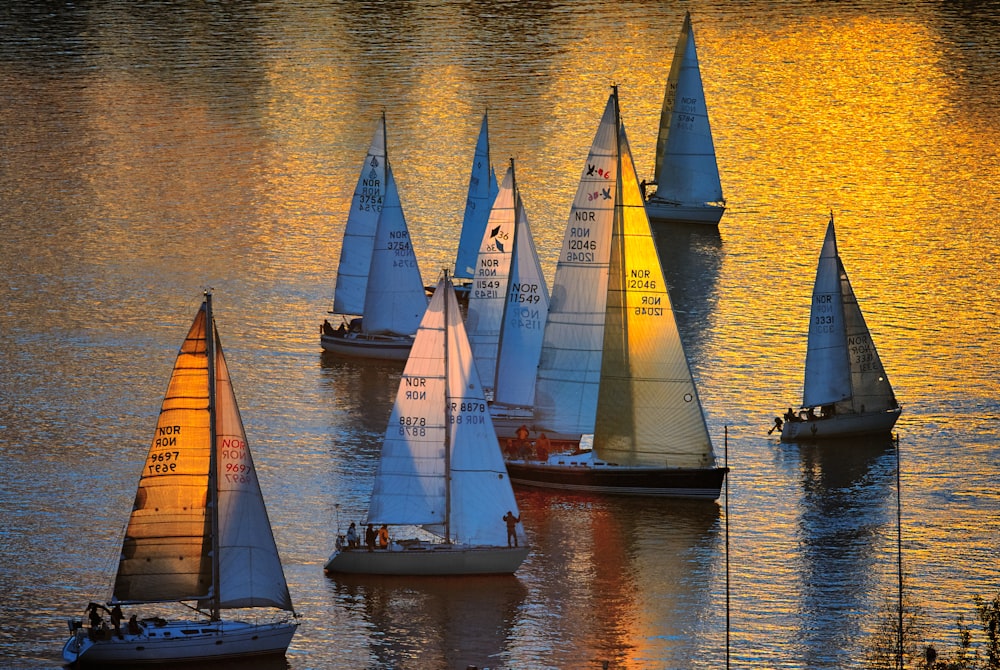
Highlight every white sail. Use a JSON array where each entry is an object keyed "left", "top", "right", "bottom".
[
  {"left": 333, "top": 114, "right": 387, "bottom": 316},
  {"left": 368, "top": 275, "right": 519, "bottom": 547},
  {"left": 493, "top": 179, "right": 550, "bottom": 409},
  {"left": 212, "top": 341, "right": 294, "bottom": 611},
  {"left": 802, "top": 216, "right": 852, "bottom": 407},
  {"left": 454, "top": 112, "right": 500, "bottom": 279},
  {"left": 114, "top": 299, "right": 293, "bottom": 612},
  {"left": 651, "top": 12, "right": 723, "bottom": 207},
  {"left": 533, "top": 97, "right": 619, "bottom": 435},
  {"left": 841, "top": 259, "right": 897, "bottom": 413},
  {"left": 465, "top": 165, "right": 517, "bottom": 392},
  {"left": 594, "top": 114, "right": 713, "bottom": 468},
  {"left": 361, "top": 164, "right": 427, "bottom": 335}
]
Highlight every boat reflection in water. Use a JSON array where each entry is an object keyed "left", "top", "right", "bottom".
[
  {"left": 328, "top": 574, "right": 527, "bottom": 669},
  {"left": 513, "top": 490, "right": 724, "bottom": 667},
  {"left": 786, "top": 435, "right": 897, "bottom": 667}
]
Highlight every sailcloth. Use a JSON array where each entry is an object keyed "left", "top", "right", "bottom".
[
  {"left": 803, "top": 216, "right": 896, "bottom": 414},
  {"left": 533, "top": 99, "right": 619, "bottom": 435},
  {"left": 493, "top": 178, "right": 549, "bottom": 409},
  {"left": 361, "top": 164, "right": 427, "bottom": 335},
  {"left": 454, "top": 112, "right": 500, "bottom": 280},
  {"left": 466, "top": 166, "right": 517, "bottom": 392},
  {"left": 595, "top": 117, "right": 713, "bottom": 468},
  {"left": 652, "top": 12, "right": 723, "bottom": 207},
  {"left": 114, "top": 302, "right": 292, "bottom": 611},
  {"left": 333, "top": 114, "right": 387, "bottom": 316},
  {"left": 367, "top": 275, "right": 520, "bottom": 547}
]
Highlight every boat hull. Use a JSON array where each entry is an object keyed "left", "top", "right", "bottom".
[
  {"left": 644, "top": 197, "right": 724, "bottom": 226},
  {"left": 324, "top": 543, "right": 528, "bottom": 576},
  {"left": 505, "top": 454, "right": 727, "bottom": 500},
  {"left": 62, "top": 619, "right": 297, "bottom": 666},
  {"left": 320, "top": 332, "right": 413, "bottom": 361},
  {"left": 780, "top": 407, "right": 901, "bottom": 442}
]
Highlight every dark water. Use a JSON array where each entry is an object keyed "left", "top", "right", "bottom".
[{"left": 1, "top": 1, "right": 999, "bottom": 668}]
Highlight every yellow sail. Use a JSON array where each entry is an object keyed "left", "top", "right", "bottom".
[
  {"left": 594, "top": 95, "right": 714, "bottom": 469},
  {"left": 114, "top": 305, "right": 213, "bottom": 602}
]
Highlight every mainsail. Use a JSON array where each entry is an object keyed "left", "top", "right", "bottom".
[
  {"left": 651, "top": 12, "right": 723, "bottom": 207},
  {"left": 454, "top": 112, "right": 500, "bottom": 280},
  {"left": 333, "top": 114, "right": 387, "bottom": 316},
  {"left": 466, "top": 165, "right": 517, "bottom": 393},
  {"left": 367, "top": 275, "right": 520, "bottom": 548},
  {"left": 533, "top": 99, "right": 618, "bottom": 435},
  {"left": 114, "top": 298, "right": 293, "bottom": 613}
]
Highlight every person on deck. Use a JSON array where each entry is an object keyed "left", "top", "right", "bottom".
[
  {"left": 365, "top": 523, "right": 376, "bottom": 552},
  {"left": 503, "top": 510, "right": 520, "bottom": 548},
  {"left": 377, "top": 524, "right": 389, "bottom": 549}
]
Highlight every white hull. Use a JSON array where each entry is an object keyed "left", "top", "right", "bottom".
[
  {"left": 644, "top": 196, "right": 724, "bottom": 226},
  {"left": 324, "top": 542, "right": 528, "bottom": 576},
  {"left": 62, "top": 618, "right": 297, "bottom": 666},
  {"left": 780, "top": 407, "right": 901, "bottom": 442},
  {"left": 320, "top": 332, "right": 413, "bottom": 361}
]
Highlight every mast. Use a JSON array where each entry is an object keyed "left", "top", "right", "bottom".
[
  {"left": 493, "top": 157, "right": 517, "bottom": 393},
  {"left": 205, "top": 290, "right": 221, "bottom": 621},
  {"left": 611, "top": 85, "right": 628, "bottom": 364},
  {"left": 443, "top": 270, "right": 452, "bottom": 544}
]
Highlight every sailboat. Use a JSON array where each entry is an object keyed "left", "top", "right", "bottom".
[
  {"left": 324, "top": 273, "right": 529, "bottom": 575},
  {"left": 504, "top": 87, "right": 728, "bottom": 499},
  {"left": 450, "top": 111, "right": 500, "bottom": 300},
  {"left": 464, "top": 159, "right": 556, "bottom": 445},
  {"left": 778, "top": 214, "right": 901, "bottom": 441},
  {"left": 63, "top": 292, "right": 298, "bottom": 666},
  {"left": 643, "top": 12, "right": 726, "bottom": 227},
  {"left": 321, "top": 112, "right": 427, "bottom": 360}
]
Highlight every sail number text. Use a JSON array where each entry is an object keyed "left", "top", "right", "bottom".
[
  {"left": 565, "top": 222, "right": 597, "bottom": 263},
  {"left": 450, "top": 401, "right": 486, "bottom": 425},
  {"left": 811, "top": 294, "right": 837, "bottom": 334},
  {"left": 149, "top": 425, "right": 182, "bottom": 474}
]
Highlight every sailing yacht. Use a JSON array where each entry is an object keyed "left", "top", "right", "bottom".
[
  {"left": 450, "top": 111, "right": 500, "bottom": 300},
  {"left": 63, "top": 292, "right": 298, "bottom": 665},
  {"left": 644, "top": 12, "right": 726, "bottom": 226},
  {"left": 505, "top": 87, "right": 728, "bottom": 500},
  {"left": 322, "top": 112, "right": 427, "bottom": 360},
  {"left": 779, "top": 214, "right": 901, "bottom": 441},
  {"left": 324, "top": 273, "right": 529, "bottom": 575}
]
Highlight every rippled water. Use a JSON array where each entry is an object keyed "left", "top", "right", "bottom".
[{"left": 1, "top": 1, "right": 999, "bottom": 668}]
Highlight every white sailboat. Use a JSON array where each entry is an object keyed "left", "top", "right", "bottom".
[
  {"left": 322, "top": 112, "right": 427, "bottom": 360},
  {"left": 63, "top": 292, "right": 298, "bottom": 666},
  {"left": 779, "top": 214, "right": 901, "bottom": 441},
  {"left": 324, "top": 273, "right": 529, "bottom": 575},
  {"left": 464, "top": 159, "right": 554, "bottom": 445},
  {"left": 644, "top": 12, "right": 726, "bottom": 226},
  {"left": 506, "top": 87, "right": 727, "bottom": 499},
  {"left": 450, "top": 111, "right": 500, "bottom": 299}
]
